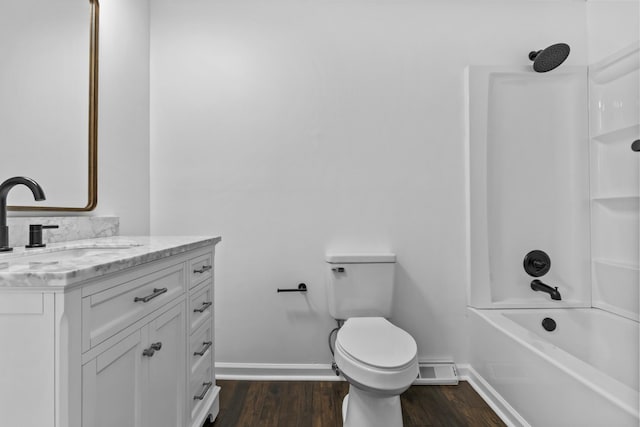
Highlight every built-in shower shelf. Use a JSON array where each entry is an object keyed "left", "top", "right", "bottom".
[
  {"left": 593, "top": 258, "right": 639, "bottom": 271},
  {"left": 591, "top": 197, "right": 638, "bottom": 269},
  {"left": 591, "top": 195, "right": 640, "bottom": 210},
  {"left": 589, "top": 41, "right": 640, "bottom": 84},
  {"left": 592, "top": 123, "right": 640, "bottom": 144},
  {"left": 592, "top": 195, "right": 639, "bottom": 203},
  {"left": 592, "top": 259, "right": 640, "bottom": 322}
]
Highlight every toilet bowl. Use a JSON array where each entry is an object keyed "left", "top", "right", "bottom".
[{"left": 334, "top": 317, "right": 418, "bottom": 427}]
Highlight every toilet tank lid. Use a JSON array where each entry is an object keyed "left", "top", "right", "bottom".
[{"left": 325, "top": 253, "right": 396, "bottom": 263}]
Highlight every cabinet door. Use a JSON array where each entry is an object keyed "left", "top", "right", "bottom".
[
  {"left": 82, "top": 330, "right": 145, "bottom": 427},
  {"left": 144, "top": 302, "right": 186, "bottom": 427},
  {"left": 0, "top": 293, "right": 55, "bottom": 427}
]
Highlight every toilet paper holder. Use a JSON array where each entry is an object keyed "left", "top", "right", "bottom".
[{"left": 277, "top": 283, "right": 308, "bottom": 293}]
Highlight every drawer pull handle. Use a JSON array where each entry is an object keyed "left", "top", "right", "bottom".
[
  {"left": 193, "top": 301, "right": 212, "bottom": 313},
  {"left": 194, "top": 382, "right": 213, "bottom": 400},
  {"left": 134, "top": 287, "right": 168, "bottom": 303},
  {"left": 194, "top": 341, "right": 213, "bottom": 356},
  {"left": 142, "top": 342, "right": 162, "bottom": 357},
  {"left": 193, "top": 265, "right": 212, "bottom": 274}
]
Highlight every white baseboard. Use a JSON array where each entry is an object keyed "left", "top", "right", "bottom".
[
  {"left": 216, "top": 359, "right": 457, "bottom": 383},
  {"left": 456, "top": 364, "right": 529, "bottom": 427},
  {"left": 216, "top": 363, "right": 345, "bottom": 381}
]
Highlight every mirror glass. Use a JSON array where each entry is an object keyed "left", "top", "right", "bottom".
[{"left": 0, "top": 0, "right": 97, "bottom": 210}]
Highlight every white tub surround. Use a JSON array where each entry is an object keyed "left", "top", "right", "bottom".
[
  {"left": 588, "top": 42, "right": 640, "bottom": 322},
  {"left": 0, "top": 235, "right": 221, "bottom": 427},
  {"left": 6, "top": 216, "right": 119, "bottom": 248},
  {"left": 466, "top": 66, "right": 591, "bottom": 309},
  {"left": 469, "top": 308, "right": 639, "bottom": 427},
  {"left": 466, "top": 39, "right": 639, "bottom": 427}
]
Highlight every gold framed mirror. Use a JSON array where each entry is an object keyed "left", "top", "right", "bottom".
[{"left": 5, "top": 0, "right": 99, "bottom": 212}]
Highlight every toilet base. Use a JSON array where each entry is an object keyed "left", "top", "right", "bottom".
[{"left": 342, "top": 384, "right": 404, "bottom": 427}]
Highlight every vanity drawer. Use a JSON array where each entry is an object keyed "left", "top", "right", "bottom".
[
  {"left": 190, "top": 320, "right": 213, "bottom": 375},
  {"left": 82, "top": 263, "right": 185, "bottom": 350},
  {"left": 190, "top": 280, "right": 213, "bottom": 333},
  {"left": 189, "top": 252, "right": 213, "bottom": 289},
  {"left": 189, "top": 359, "right": 215, "bottom": 421}
]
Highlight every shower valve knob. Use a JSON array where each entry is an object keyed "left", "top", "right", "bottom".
[{"left": 524, "top": 250, "right": 551, "bottom": 277}]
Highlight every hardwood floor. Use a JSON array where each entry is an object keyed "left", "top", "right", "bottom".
[{"left": 207, "top": 380, "right": 506, "bottom": 427}]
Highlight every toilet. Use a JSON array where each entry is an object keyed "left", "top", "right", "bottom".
[{"left": 326, "top": 253, "right": 418, "bottom": 427}]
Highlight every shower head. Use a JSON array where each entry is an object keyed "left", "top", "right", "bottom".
[{"left": 528, "top": 43, "right": 570, "bottom": 73}]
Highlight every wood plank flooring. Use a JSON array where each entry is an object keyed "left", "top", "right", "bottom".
[{"left": 207, "top": 380, "right": 506, "bottom": 427}]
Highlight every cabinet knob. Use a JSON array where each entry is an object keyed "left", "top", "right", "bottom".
[
  {"left": 632, "top": 139, "right": 640, "bottom": 152},
  {"left": 142, "top": 342, "right": 162, "bottom": 357}
]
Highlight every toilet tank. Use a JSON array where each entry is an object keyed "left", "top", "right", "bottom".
[{"left": 325, "top": 253, "right": 396, "bottom": 320}]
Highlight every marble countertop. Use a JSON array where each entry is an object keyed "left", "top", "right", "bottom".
[{"left": 0, "top": 235, "right": 221, "bottom": 289}]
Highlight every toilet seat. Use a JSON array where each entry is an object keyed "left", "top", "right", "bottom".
[
  {"left": 334, "top": 317, "right": 418, "bottom": 394},
  {"left": 337, "top": 317, "right": 417, "bottom": 369}
]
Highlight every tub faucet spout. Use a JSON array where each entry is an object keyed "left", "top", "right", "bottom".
[{"left": 530, "top": 279, "right": 561, "bottom": 300}]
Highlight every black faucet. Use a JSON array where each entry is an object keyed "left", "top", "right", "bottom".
[
  {"left": 26, "top": 224, "right": 59, "bottom": 248},
  {"left": 531, "top": 279, "right": 561, "bottom": 301},
  {"left": 0, "top": 177, "right": 46, "bottom": 252}
]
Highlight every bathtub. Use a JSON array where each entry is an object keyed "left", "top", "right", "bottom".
[{"left": 469, "top": 307, "right": 639, "bottom": 426}]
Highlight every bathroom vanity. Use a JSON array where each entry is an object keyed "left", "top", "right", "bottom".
[{"left": 0, "top": 235, "right": 220, "bottom": 427}]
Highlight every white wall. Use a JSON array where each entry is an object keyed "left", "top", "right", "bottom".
[
  {"left": 150, "top": 0, "right": 587, "bottom": 364},
  {"left": 96, "top": 0, "right": 150, "bottom": 234}
]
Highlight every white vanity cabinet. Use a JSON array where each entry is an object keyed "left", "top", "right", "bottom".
[
  {"left": 0, "top": 237, "right": 220, "bottom": 427},
  {"left": 82, "top": 301, "right": 187, "bottom": 427}
]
